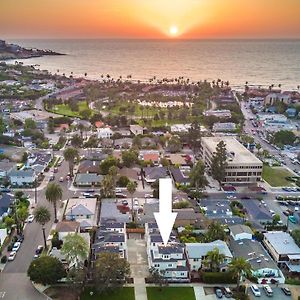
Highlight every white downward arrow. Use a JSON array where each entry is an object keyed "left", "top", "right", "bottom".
[{"left": 154, "top": 178, "right": 177, "bottom": 246}]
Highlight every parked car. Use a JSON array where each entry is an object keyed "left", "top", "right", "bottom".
[
  {"left": 122, "top": 200, "right": 128, "bottom": 206},
  {"left": 54, "top": 167, "right": 58, "bottom": 173},
  {"left": 82, "top": 192, "right": 94, "bottom": 198},
  {"left": 27, "top": 214, "right": 34, "bottom": 223},
  {"left": 12, "top": 242, "right": 21, "bottom": 252},
  {"left": 222, "top": 287, "right": 233, "bottom": 298},
  {"left": 263, "top": 285, "right": 273, "bottom": 297},
  {"left": 116, "top": 193, "right": 127, "bottom": 199},
  {"left": 34, "top": 245, "right": 44, "bottom": 259},
  {"left": 288, "top": 216, "right": 297, "bottom": 224},
  {"left": 214, "top": 287, "right": 223, "bottom": 298},
  {"left": 8, "top": 251, "right": 17, "bottom": 261},
  {"left": 49, "top": 175, "right": 55, "bottom": 181},
  {"left": 281, "top": 287, "right": 291, "bottom": 296},
  {"left": 250, "top": 284, "right": 261, "bottom": 297},
  {"left": 17, "top": 235, "right": 24, "bottom": 243},
  {"left": 59, "top": 177, "right": 64, "bottom": 182}
]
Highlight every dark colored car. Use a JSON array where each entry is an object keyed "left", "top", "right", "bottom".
[
  {"left": 17, "top": 235, "right": 24, "bottom": 243},
  {"left": 281, "top": 287, "right": 291, "bottom": 296}
]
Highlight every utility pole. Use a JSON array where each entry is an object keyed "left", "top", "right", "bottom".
[{"left": 34, "top": 176, "right": 37, "bottom": 205}]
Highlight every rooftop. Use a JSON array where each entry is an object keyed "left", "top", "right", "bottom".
[
  {"left": 229, "top": 224, "right": 253, "bottom": 236},
  {"left": 264, "top": 231, "right": 300, "bottom": 255},
  {"left": 202, "top": 136, "right": 262, "bottom": 165}
]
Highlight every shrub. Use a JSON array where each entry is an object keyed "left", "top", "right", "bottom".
[
  {"left": 173, "top": 201, "right": 190, "bottom": 209},
  {"left": 7, "top": 244, "right": 13, "bottom": 252},
  {"left": 202, "top": 271, "right": 237, "bottom": 284},
  {"left": 117, "top": 176, "right": 130, "bottom": 187},
  {"left": 1, "top": 255, "right": 7, "bottom": 264}
]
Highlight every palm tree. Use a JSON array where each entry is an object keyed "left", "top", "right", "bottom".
[
  {"left": 63, "top": 147, "right": 79, "bottom": 177},
  {"left": 45, "top": 182, "right": 62, "bottom": 223},
  {"left": 228, "top": 257, "right": 252, "bottom": 290},
  {"left": 100, "top": 175, "right": 114, "bottom": 198},
  {"left": 34, "top": 206, "right": 51, "bottom": 249},
  {"left": 204, "top": 247, "right": 226, "bottom": 272},
  {"left": 17, "top": 206, "right": 29, "bottom": 233},
  {"left": 127, "top": 181, "right": 137, "bottom": 222}
]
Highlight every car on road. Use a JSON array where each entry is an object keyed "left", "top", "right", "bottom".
[
  {"left": 8, "top": 251, "right": 17, "bottom": 261},
  {"left": 27, "top": 214, "right": 34, "bottom": 223},
  {"left": 17, "top": 235, "right": 24, "bottom": 243},
  {"left": 82, "top": 192, "right": 94, "bottom": 198},
  {"left": 145, "top": 193, "right": 153, "bottom": 198},
  {"left": 226, "top": 195, "right": 237, "bottom": 200},
  {"left": 250, "top": 284, "right": 261, "bottom": 297},
  {"left": 34, "top": 245, "right": 44, "bottom": 259},
  {"left": 50, "top": 175, "right": 55, "bottom": 181},
  {"left": 54, "top": 167, "right": 58, "bottom": 173},
  {"left": 288, "top": 216, "right": 297, "bottom": 224},
  {"left": 12, "top": 242, "right": 21, "bottom": 252},
  {"left": 263, "top": 285, "right": 273, "bottom": 297},
  {"left": 116, "top": 193, "right": 127, "bottom": 199},
  {"left": 122, "top": 200, "right": 128, "bottom": 206},
  {"left": 281, "top": 287, "right": 291, "bottom": 296},
  {"left": 214, "top": 287, "right": 223, "bottom": 298}
]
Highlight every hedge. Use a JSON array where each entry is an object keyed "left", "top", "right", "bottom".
[{"left": 202, "top": 271, "right": 237, "bottom": 284}]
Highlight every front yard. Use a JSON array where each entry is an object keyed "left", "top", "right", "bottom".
[
  {"left": 146, "top": 287, "right": 196, "bottom": 300},
  {"left": 262, "top": 165, "right": 295, "bottom": 187},
  {"left": 81, "top": 287, "right": 135, "bottom": 300}
]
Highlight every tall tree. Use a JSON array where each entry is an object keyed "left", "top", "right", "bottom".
[
  {"left": 63, "top": 147, "right": 79, "bottom": 176},
  {"left": 211, "top": 140, "right": 228, "bottom": 189},
  {"left": 28, "top": 256, "right": 66, "bottom": 285},
  {"left": 205, "top": 221, "right": 226, "bottom": 242},
  {"left": 94, "top": 252, "right": 130, "bottom": 294},
  {"left": 127, "top": 181, "right": 137, "bottom": 222},
  {"left": 61, "top": 233, "right": 89, "bottom": 267},
  {"left": 188, "top": 120, "right": 202, "bottom": 153},
  {"left": 34, "top": 206, "right": 51, "bottom": 249},
  {"left": 16, "top": 206, "right": 29, "bottom": 233},
  {"left": 189, "top": 161, "right": 208, "bottom": 192},
  {"left": 228, "top": 257, "right": 252, "bottom": 290},
  {"left": 45, "top": 182, "right": 62, "bottom": 223},
  {"left": 148, "top": 267, "right": 168, "bottom": 290},
  {"left": 204, "top": 247, "right": 225, "bottom": 272},
  {"left": 100, "top": 175, "right": 114, "bottom": 198},
  {"left": 71, "top": 134, "right": 83, "bottom": 148}
]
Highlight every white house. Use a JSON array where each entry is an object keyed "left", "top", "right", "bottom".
[
  {"left": 0, "top": 229, "right": 8, "bottom": 247},
  {"left": 8, "top": 167, "right": 36, "bottom": 187},
  {"left": 229, "top": 224, "right": 253, "bottom": 241},
  {"left": 185, "top": 240, "right": 233, "bottom": 273},
  {"left": 97, "top": 127, "right": 114, "bottom": 139},
  {"left": 130, "top": 124, "right": 144, "bottom": 136},
  {"left": 55, "top": 221, "right": 80, "bottom": 240}
]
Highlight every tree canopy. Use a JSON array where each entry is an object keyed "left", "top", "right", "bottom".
[{"left": 211, "top": 140, "right": 228, "bottom": 187}]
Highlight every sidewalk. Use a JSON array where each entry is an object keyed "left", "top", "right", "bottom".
[{"left": 134, "top": 278, "right": 148, "bottom": 300}]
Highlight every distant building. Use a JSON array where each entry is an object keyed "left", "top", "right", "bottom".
[
  {"left": 212, "top": 122, "right": 236, "bottom": 132},
  {"left": 286, "top": 108, "right": 297, "bottom": 118},
  {"left": 265, "top": 93, "right": 291, "bottom": 106},
  {"left": 130, "top": 124, "right": 144, "bottom": 136},
  {"left": 201, "top": 137, "right": 263, "bottom": 185},
  {"left": 203, "top": 109, "right": 232, "bottom": 118},
  {"left": 229, "top": 224, "right": 253, "bottom": 241},
  {"left": 97, "top": 127, "right": 114, "bottom": 139},
  {"left": 8, "top": 167, "right": 36, "bottom": 187}
]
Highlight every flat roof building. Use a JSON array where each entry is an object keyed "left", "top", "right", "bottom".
[{"left": 201, "top": 137, "right": 263, "bottom": 185}]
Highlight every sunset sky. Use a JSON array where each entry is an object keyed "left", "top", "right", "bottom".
[{"left": 1, "top": 0, "right": 300, "bottom": 39}]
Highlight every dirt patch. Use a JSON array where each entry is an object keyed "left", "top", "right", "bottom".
[{"left": 45, "top": 286, "right": 79, "bottom": 300}]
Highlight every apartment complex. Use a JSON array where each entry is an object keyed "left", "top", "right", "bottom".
[{"left": 201, "top": 137, "right": 263, "bottom": 185}]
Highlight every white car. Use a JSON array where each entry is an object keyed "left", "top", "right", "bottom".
[
  {"left": 27, "top": 214, "right": 34, "bottom": 223},
  {"left": 263, "top": 285, "right": 273, "bottom": 297},
  {"left": 12, "top": 242, "right": 21, "bottom": 252},
  {"left": 8, "top": 251, "right": 17, "bottom": 261},
  {"left": 250, "top": 284, "right": 261, "bottom": 297},
  {"left": 226, "top": 195, "right": 237, "bottom": 200}
]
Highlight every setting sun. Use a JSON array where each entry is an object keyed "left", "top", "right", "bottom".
[{"left": 169, "top": 25, "right": 178, "bottom": 36}]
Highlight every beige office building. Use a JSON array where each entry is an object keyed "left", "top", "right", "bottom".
[{"left": 201, "top": 137, "right": 263, "bottom": 185}]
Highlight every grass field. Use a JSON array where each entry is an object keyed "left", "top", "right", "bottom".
[
  {"left": 51, "top": 101, "right": 92, "bottom": 118},
  {"left": 81, "top": 287, "right": 135, "bottom": 300},
  {"left": 146, "top": 287, "right": 196, "bottom": 300},
  {"left": 262, "top": 165, "right": 295, "bottom": 187}
]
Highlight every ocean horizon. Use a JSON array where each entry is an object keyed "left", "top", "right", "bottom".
[{"left": 5, "top": 38, "right": 300, "bottom": 90}]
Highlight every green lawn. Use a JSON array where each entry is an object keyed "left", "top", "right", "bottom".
[
  {"left": 147, "top": 287, "right": 196, "bottom": 300},
  {"left": 262, "top": 165, "right": 295, "bottom": 187},
  {"left": 51, "top": 101, "right": 92, "bottom": 118},
  {"left": 81, "top": 287, "right": 135, "bottom": 300}
]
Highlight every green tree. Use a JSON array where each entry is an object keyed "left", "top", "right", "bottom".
[
  {"left": 99, "top": 156, "right": 118, "bottom": 175},
  {"left": 81, "top": 109, "right": 91, "bottom": 120},
  {"left": 100, "top": 175, "right": 115, "bottom": 198},
  {"left": 168, "top": 135, "right": 182, "bottom": 153},
  {"left": 127, "top": 181, "right": 137, "bottom": 222},
  {"left": 272, "top": 214, "right": 281, "bottom": 224},
  {"left": 291, "top": 229, "right": 300, "bottom": 247},
  {"left": 205, "top": 221, "right": 226, "bottom": 242},
  {"left": 45, "top": 182, "right": 62, "bottom": 223},
  {"left": 71, "top": 134, "right": 83, "bottom": 148},
  {"left": 228, "top": 257, "right": 252, "bottom": 290},
  {"left": 4, "top": 216, "right": 15, "bottom": 230},
  {"left": 148, "top": 267, "right": 168, "bottom": 290},
  {"left": 188, "top": 120, "right": 202, "bottom": 153},
  {"left": 94, "top": 252, "right": 130, "bottom": 293},
  {"left": 132, "top": 136, "right": 142, "bottom": 149},
  {"left": 61, "top": 233, "right": 89, "bottom": 267},
  {"left": 63, "top": 147, "right": 79, "bottom": 176},
  {"left": 211, "top": 140, "right": 228, "bottom": 189},
  {"left": 48, "top": 117, "right": 55, "bottom": 134},
  {"left": 117, "top": 176, "right": 130, "bottom": 187},
  {"left": 34, "top": 206, "right": 51, "bottom": 249},
  {"left": 16, "top": 206, "right": 29, "bottom": 232},
  {"left": 189, "top": 161, "right": 208, "bottom": 192},
  {"left": 122, "top": 150, "right": 138, "bottom": 168},
  {"left": 273, "top": 130, "right": 296, "bottom": 147},
  {"left": 27, "top": 256, "right": 66, "bottom": 285},
  {"left": 24, "top": 118, "right": 36, "bottom": 130},
  {"left": 204, "top": 247, "right": 226, "bottom": 272},
  {"left": 0, "top": 117, "right": 5, "bottom": 134}
]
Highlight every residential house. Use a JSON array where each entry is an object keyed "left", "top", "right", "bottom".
[
  {"left": 0, "top": 159, "right": 14, "bottom": 179},
  {"left": 65, "top": 197, "right": 97, "bottom": 230},
  {"left": 203, "top": 110, "right": 232, "bottom": 118},
  {"left": 74, "top": 173, "right": 103, "bottom": 187},
  {"left": 229, "top": 224, "right": 253, "bottom": 241},
  {"left": 229, "top": 237, "right": 285, "bottom": 283},
  {"left": 114, "top": 138, "right": 133, "bottom": 149},
  {"left": 264, "top": 93, "right": 291, "bottom": 106},
  {"left": 185, "top": 240, "right": 233, "bottom": 275},
  {"left": 97, "top": 127, "right": 114, "bottom": 139},
  {"left": 139, "top": 150, "right": 160, "bottom": 164},
  {"left": 286, "top": 108, "right": 297, "bottom": 118},
  {"left": 83, "top": 149, "right": 108, "bottom": 161},
  {"left": 144, "top": 167, "right": 169, "bottom": 184},
  {"left": 165, "top": 154, "right": 189, "bottom": 166},
  {"left": 78, "top": 160, "right": 100, "bottom": 174},
  {"left": 130, "top": 124, "right": 144, "bottom": 136},
  {"left": 0, "top": 192, "right": 14, "bottom": 221},
  {"left": 169, "top": 166, "right": 190, "bottom": 186},
  {"left": 55, "top": 221, "right": 80, "bottom": 240},
  {"left": 27, "top": 151, "right": 52, "bottom": 174},
  {"left": 263, "top": 231, "right": 300, "bottom": 274},
  {"left": 173, "top": 208, "right": 197, "bottom": 227},
  {"left": 213, "top": 122, "right": 236, "bottom": 132},
  {"left": 8, "top": 167, "right": 36, "bottom": 187}
]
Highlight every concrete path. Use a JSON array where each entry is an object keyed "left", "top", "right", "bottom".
[{"left": 134, "top": 277, "right": 148, "bottom": 300}]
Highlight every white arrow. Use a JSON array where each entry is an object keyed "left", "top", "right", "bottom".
[{"left": 154, "top": 178, "right": 177, "bottom": 246}]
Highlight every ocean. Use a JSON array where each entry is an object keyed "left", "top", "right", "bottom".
[{"left": 6, "top": 39, "right": 300, "bottom": 90}]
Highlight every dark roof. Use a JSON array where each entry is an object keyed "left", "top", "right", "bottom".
[
  {"left": 78, "top": 160, "right": 100, "bottom": 174},
  {"left": 170, "top": 167, "right": 190, "bottom": 184},
  {"left": 0, "top": 193, "right": 14, "bottom": 215},
  {"left": 158, "top": 244, "right": 184, "bottom": 254},
  {"left": 56, "top": 221, "right": 80, "bottom": 232},
  {"left": 144, "top": 167, "right": 168, "bottom": 180}
]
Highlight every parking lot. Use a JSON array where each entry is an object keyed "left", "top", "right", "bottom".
[
  {"left": 241, "top": 199, "right": 273, "bottom": 223},
  {"left": 249, "top": 287, "right": 294, "bottom": 300}
]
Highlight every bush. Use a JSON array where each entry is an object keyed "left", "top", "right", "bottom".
[
  {"left": 7, "top": 244, "right": 13, "bottom": 252},
  {"left": 1, "top": 255, "right": 7, "bottom": 264},
  {"left": 173, "top": 201, "right": 190, "bottom": 209},
  {"left": 202, "top": 271, "right": 237, "bottom": 284},
  {"left": 117, "top": 176, "right": 130, "bottom": 187},
  {"left": 286, "top": 277, "right": 300, "bottom": 285}
]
